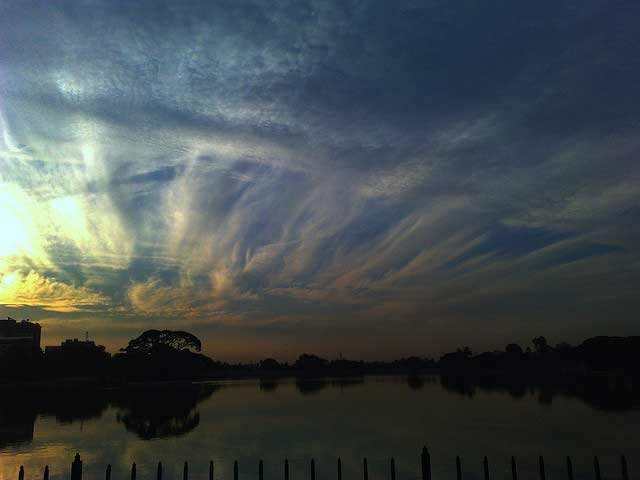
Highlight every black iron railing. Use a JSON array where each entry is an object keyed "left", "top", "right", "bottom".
[{"left": 14, "top": 447, "right": 631, "bottom": 480}]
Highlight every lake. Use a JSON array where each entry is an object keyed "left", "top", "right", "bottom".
[{"left": 0, "top": 376, "right": 638, "bottom": 480}]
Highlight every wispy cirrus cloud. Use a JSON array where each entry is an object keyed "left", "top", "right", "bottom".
[
  {"left": 0, "top": 270, "right": 109, "bottom": 313},
  {"left": 1, "top": 0, "right": 639, "bottom": 358}
]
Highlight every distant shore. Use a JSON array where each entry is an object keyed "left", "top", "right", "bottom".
[
  {"left": 3, "top": 334, "right": 638, "bottom": 393},
  {"left": 1, "top": 365, "right": 634, "bottom": 392},
  {"left": 0, "top": 367, "right": 439, "bottom": 391}
]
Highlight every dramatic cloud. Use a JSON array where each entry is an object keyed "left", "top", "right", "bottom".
[
  {"left": 0, "top": 270, "right": 108, "bottom": 313},
  {"left": 0, "top": 0, "right": 639, "bottom": 359}
]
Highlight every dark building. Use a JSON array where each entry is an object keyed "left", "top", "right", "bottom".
[
  {"left": 44, "top": 335, "right": 110, "bottom": 378},
  {"left": 0, "top": 317, "right": 42, "bottom": 358},
  {"left": 45, "top": 337, "right": 106, "bottom": 355}
]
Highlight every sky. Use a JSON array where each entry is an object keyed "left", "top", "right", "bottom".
[{"left": 1, "top": 0, "right": 639, "bottom": 361}]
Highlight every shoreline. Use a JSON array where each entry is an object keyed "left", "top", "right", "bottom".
[
  {"left": 0, "top": 366, "right": 633, "bottom": 392},
  {"left": 0, "top": 369, "right": 440, "bottom": 392}
]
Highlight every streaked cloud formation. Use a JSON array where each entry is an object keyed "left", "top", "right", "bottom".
[{"left": 1, "top": 0, "right": 639, "bottom": 359}]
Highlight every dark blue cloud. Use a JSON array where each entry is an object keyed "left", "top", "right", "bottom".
[
  {"left": 1, "top": 0, "right": 640, "bottom": 357},
  {"left": 119, "top": 165, "right": 186, "bottom": 185}
]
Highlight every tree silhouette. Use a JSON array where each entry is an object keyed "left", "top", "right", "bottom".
[
  {"left": 114, "top": 330, "right": 212, "bottom": 380},
  {"left": 121, "top": 330, "right": 202, "bottom": 355},
  {"left": 259, "top": 358, "right": 281, "bottom": 370},
  {"left": 294, "top": 354, "right": 328, "bottom": 370},
  {"left": 458, "top": 346, "right": 472, "bottom": 357},
  {"left": 505, "top": 344, "right": 523, "bottom": 355},
  {"left": 532, "top": 336, "right": 549, "bottom": 354}
]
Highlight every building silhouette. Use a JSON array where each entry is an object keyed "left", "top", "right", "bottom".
[
  {"left": 0, "top": 317, "right": 42, "bottom": 358},
  {"left": 44, "top": 333, "right": 110, "bottom": 378},
  {"left": 45, "top": 337, "right": 106, "bottom": 356}
]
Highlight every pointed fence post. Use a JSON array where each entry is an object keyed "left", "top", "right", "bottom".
[
  {"left": 456, "top": 456, "right": 462, "bottom": 480},
  {"left": 363, "top": 458, "right": 368, "bottom": 480},
  {"left": 71, "top": 454, "right": 83, "bottom": 480},
  {"left": 337, "top": 458, "right": 342, "bottom": 480},
  {"left": 184, "top": 461, "right": 189, "bottom": 480},
  {"left": 44, "top": 466, "right": 49, "bottom": 480},
  {"left": 285, "top": 459, "right": 289, "bottom": 480},
  {"left": 18, "top": 466, "right": 24, "bottom": 480},
  {"left": 594, "top": 457, "right": 601, "bottom": 480},
  {"left": 311, "top": 459, "right": 316, "bottom": 480},
  {"left": 234, "top": 461, "right": 239, "bottom": 480},
  {"left": 566, "top": 457, "right": 574, "bottom": 480},
  {"left": 483, "top": 457, "right": 490, "bottom": 480},
  {"left": 209, "top": 461, "right": 214, "bottom": 480},
  {"left": 621, "top": 455, "right": 629, "bottom": 480},
  {"left": 158, "top": 462, "right": 163, "bottom": 480},
  {"left": 260, "top": 460, "right": 264, "bottom": 480},
  {"left": 131, "top": 462, "right": 137, "bottom": 480},
  {"left": 539, "top": 456, "right": 546, "bottom": 480},
  {"left": 421, "top": 447, "right": 431, "bottom": 480},
  {"left": 511, "top": 457, "right": 517, "bottom": 480},
  {"left": 391, "top": 458, "right": 396, "bottom": 480},
  {"left": 106, "top": 464, "right": 112, "bottom": 480}
]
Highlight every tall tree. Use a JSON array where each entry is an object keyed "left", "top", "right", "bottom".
[
  {"left": 532, "top": 336, "right": 549, "bottom": 354},
  {"left": 122, "top": 330, "right": 202, "bottom": 355}
]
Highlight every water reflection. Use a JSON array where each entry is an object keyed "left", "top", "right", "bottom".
[
  {"left": 0, "top": 376, "right": 639, "bottom": 480},
  {"left": 0, "top": 402, "right": 36, "bottom": 449},
  {"left": 0, "top": 390, "right": 109, "bottom": 448},
  {"left": 259, "top": 379, "right": 279, "bottom": 392},
  {"left": 2, "top": 375, "right": 638, "bottom": 450},
  {"left": 406, "top": 374, "right": 426, "bottom": 390},
  {"left": 113, "top": 384, "right": 220, "bottom": 439},
  {"left": 294, "top": 377, "right": 365, "bottom": 395},
  {"left": 295, "top": 378, "right": 327, "bottom": 395},
  {"left": 330, "top": 377, "right": 364, "bottom": 390},
  {"left": 0, "top": 383, "right": 219, "bottom": 447},
  {"left": 439, "top": 374, "right": 640, "bottom": 411},
  {"left": 42, "top": 390, "right": 110, "bottom": 424}
]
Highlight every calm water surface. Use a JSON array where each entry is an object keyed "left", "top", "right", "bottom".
[{"left": 1, "top": 376, "right": 638, "bottom": 480}]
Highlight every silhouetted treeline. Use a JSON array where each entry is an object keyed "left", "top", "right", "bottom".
[
  {"left": 2, "top": 332, "right": 639, "bottom": 384},
  {"left": 236, "top": 336, "right": 640, "bottom": 380},
  {"left": 438, "top": 336, "right": 640, "bottom": 378},
  {"left": 247, "top": 354, "right": 438, "bottom": 378},
  {"left": 0, "top": 329, "right": 221, "bottom": 383}
]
